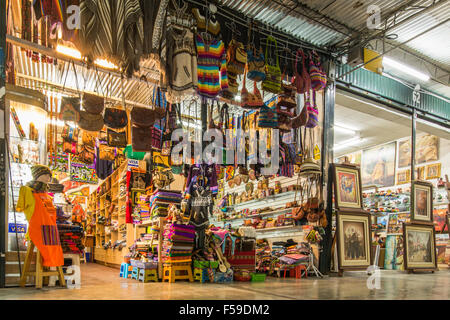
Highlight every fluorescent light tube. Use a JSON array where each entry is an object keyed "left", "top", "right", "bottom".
[
  {"left": 334, "top": 137, "right": 364, "bottom": 151},
  {"left": 56, "top": 44, "right": 82, "bottom": 60},
  {"left": 383, "top": 57, "right": 430, "bottom": 82}
]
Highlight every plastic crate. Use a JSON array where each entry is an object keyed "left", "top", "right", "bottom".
[{"left": 251, "top": 273, "right": 266, "bottom": 282}]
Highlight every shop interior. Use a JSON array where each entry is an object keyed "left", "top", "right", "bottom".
[{"left": 1, "top": 0, "right": 449, "bottom": 292}]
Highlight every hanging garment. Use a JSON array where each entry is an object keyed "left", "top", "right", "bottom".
[
  {"left": 184, "top": 164, "right": 218, "bottom": 196},
  {"left": 29, "top": 193, "right": 64, "bottom": 267},
  {"left": 195, "top": 34, "right": 228, "bottom": 99},
  {"left": 140, "top": 0, "right": 161, "bottom": 56},
  {"left": 79, "top": 0, "right": 143, "bottom": 75}
]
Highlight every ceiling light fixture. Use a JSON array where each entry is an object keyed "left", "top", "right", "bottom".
[
  {"left": 56, "top": 44, "right": 82, "bottom": 60},
  {"left": 94, "top": 58, "right": 119, "bottom": 70},
  {"left": 334, "top": 137, "right": 364, "bottom": 152},
  {"left": 334, "top": 124, "right": 357, "bottom": 135},
  {"left": 383, "top": 57, "right": 430, "bottom": 82}
]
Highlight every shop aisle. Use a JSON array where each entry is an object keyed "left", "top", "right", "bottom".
[{"left": 0, "top": 263, "right": 449, "bottom": 300}]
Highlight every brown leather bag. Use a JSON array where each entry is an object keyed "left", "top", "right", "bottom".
[
  {"left": 294, "top": 49, "right": 311, "bottom": 94},
  {"left": 83, "top": 93, "right": 104, "bottom": 114},
  {"left": 131, "top": 107, "right": 156, "bottom": 127},
  {"left": 131, "top": 125, "right": 152, "bottom": 152},
  {"left": 78, "top": 111, "right": 104, "bottom": 132}
]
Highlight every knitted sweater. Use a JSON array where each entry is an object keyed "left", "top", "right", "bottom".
[{"left": 195, "top": 34, "right": 228, "bottom": 99}]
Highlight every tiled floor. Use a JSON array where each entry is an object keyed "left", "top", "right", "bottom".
[{"left": 1, "top": 263, "right": 449, "bottom": 300}]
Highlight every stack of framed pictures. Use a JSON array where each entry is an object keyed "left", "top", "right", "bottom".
[
  {"left": 332, "top": 164, "right": 373, "bottom": 274},
  {"left": 402, "top": 181, "right": 437, "bottom": 272}
]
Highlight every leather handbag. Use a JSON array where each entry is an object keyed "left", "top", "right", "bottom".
[
  {"left": 83, "top": 93, "right": 104, "bottom": 114},
  {"left": 63, "top": 141, "right": 79, "bottom": 155},
  {"left": 79, "top": 144, "right": 95, "bottom": 164},
  {"left": 130, "top": 107, "right": 156, "bottom": 128},
  {"left": 99, "top": 144, "right": 116, "bottom": 161},
  {"left": 82, "top": 130, "right": 96, "bottom": 148},
  {"left": 294, "top": 49, "right": 311, "bottom": 94},
  {"left": 104, "top": 107, "right": 128, "bottom": 129},
  {"left": 78, "top": 111, "right": 104, "bottom": 132},
  {"left": 131, "top": 125, "right": 152, "bottom": 152},
  {"left": 262, "top": 36, "right": 281, "bottom": 94},
  {"left": 107, "top": 128, "right": 127, "bottom": 148},
  {"left": 309, "top": 50, "right": 327, "bottom": 91},
  {"left": 59, "top": 97, "right": 80, "bottom": 122},
  {"left": 247, "top": 46, "right": 266, "bottom": 82},
  {"left": 61, "top": 125, "right": 79, "bottom": 143}
]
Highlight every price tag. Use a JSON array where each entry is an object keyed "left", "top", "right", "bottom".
[{"left": 313, "top": 145, "right": 321, "bottom": 161}]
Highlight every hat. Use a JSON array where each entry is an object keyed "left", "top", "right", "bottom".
[{"left": 31, "top": 165, "right": 52, "bottom": 181}]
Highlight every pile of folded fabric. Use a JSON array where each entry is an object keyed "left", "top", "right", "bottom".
[
  {"left": 278, "top": 241, "right": 310, "bottom": 266},
  {"left": 161, "top": 223, "right": 195, "bottom": 264},
  {"left": 149, "top": 189, "right": 182, "bottom": 218},
  {"left": 57, "top": 224, "right": 85, "bottom": 254},
  {"left": 255, "top": 239, "right": 273, "bottom": 272}
]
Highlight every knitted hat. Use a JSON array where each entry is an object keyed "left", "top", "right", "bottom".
[{"left": 31, "top": 165, "right": 52, "bottom": 181}]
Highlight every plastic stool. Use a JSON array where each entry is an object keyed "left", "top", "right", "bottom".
[
  {"left": 162, "top": 263, "right": 194, "bottom": 283},
  {"left": 131, "top": 267, "right": 140, "bottom": 280},
  {"left": 193, "top": 268, "right": 207, "bottom": 283},
  {"left": 294, "top": 265, "right": 307, "bottom": 279},
  {"left": 120, "top": 263, "right": 131, "bottom": 278},
  {"left": 138, "top": 269, "right": 158, "bottom": 283},
  {"left": 49, "top": 253, "right": 81, "bottom": 288}
]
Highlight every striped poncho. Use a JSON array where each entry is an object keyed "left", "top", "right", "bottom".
[{"left": 195, "top": 34, "right": 228, "bottom": 99}]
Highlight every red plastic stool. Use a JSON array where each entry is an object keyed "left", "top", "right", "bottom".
[{"left": 294, "top": 265, "right": 307, "bottom": 278}]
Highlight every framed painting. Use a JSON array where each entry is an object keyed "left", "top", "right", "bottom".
[
  {"left": 362, "top": 142, "right": 396, "bottom": 187},
  {"left": 403, "top": 223, "right": 437, "bottom": 270},
  {"left": 336, "top": 151, "right": 361, "bottom": 165},
  {"left": 396, "top": 169, "right": 411, "bottom": 185},
  {"left": 333, "top": 164, "right": 363, "bottom": 210},
  {"left": 398, "top": 134, "right": 439, "bottom": 168},
  {"left": 416, "top": 166, "right": 425, "bottom": 180},
  {"left": 425, "top": 163, "right": 441, "bottom": 180},
  {"left": 411, "top": 180, "right": 433, "bottom": 223},
  {"left": 336, "top": 211, "right": 372, "bottom": 270}
]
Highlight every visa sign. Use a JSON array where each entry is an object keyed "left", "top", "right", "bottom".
[{"left": 9, "top": 223, "right": 27, "bottom": 234}]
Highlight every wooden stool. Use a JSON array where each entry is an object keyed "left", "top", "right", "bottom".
[
  {"left": 162, "top": 263, "right": 194, "bottom": 283},
  {"left": 19, "top": 242, "right": 66, "bottom": 289},
  {"left": 138, "top": 269, "right": 158, "bottom": 283},
  {"left": 131, "top": 267, "right": 140, "bottom": 280}
]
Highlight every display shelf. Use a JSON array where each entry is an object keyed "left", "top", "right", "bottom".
[
  {"left": 255, "top": 225, "right": 299, "bottom": 233},
  {"left": 226, "top": 191, "right": 296, "bottom": 210}
]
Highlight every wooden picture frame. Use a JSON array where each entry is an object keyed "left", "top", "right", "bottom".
[
  {"left": 425, "top": 163, "right": 441, "bottom": 180},
  {"left": 403, "top": 223, "right": 437, "bottom": 271},
  {"left": 333, "top": 163, "right": 363, "bottom": 211},
  {"left": 336, "top": 210, "right": 373, "bottom": 270},
  {"left": 396, "top": 169, "right": 411, "bottom": 185},
  {"left": 411, "top": 180, "right": 433, "bottom": 224}
]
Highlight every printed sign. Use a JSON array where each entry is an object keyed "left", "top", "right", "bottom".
[{"left": 9, "top": 223, "right": 27, "bottom": 234}]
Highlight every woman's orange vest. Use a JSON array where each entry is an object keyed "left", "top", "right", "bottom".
[{"left": 29, "top": 193, "right": 64, "bottom": 267}]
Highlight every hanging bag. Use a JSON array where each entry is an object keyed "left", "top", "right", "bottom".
[
  {"left": 294, "top": 49, "right": 311, "bottom": 94},
  {"left": 61, "top": 125, "right": 79, "bottom": 143},
  {"left": 241, "top": 67, "right": 263, "bottom": 109},
  {"left": 258, "top": 103, "right": 278, "bottom": 128},
  {"left": 107, "top": 128, "right": 127, "bottom": 148},
  {"left": 104, "top": 107, "right": 128, "bottom": 129},
  {"left": 305, "top": 91, "right": 319, "bottom": 128},
  {"left": 309, "top": 50, "right": 327, "bottom": 91},
  {"left": 83, "top": 93, "right": 104, "bottom": 115},
  {"left": 262, "top": 36, "right": 282, "bottom": 94}
]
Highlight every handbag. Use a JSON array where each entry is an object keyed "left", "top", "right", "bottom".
[
  {"left": 294, "top": 49, "right": 311, "bottom": 94},
  {"left": 99, "top": 144, "right": 116, "bottom": 161},
  {"left": 262, "top": 36, "right": 281, "bottom": 94},
  {"left": 258, "top": 104, "right": 278, "bottom": 128},
  {"left": 78, "top": 111, "right": 104, "bottom": 132},
  {"left": 59, "top": 97, "right": 80, "bottom": 122},
  {"left": 61, "top": 125, "right": 79, "bottom": 143},
  {"left": 247, "top": 46, "right": 266, "bottom": 82},
  {"left": 131, "top": 125, "right": 152, "bottom": 152},
  {"left": 241, "top": 68, "right": 263, "bottom": 110},
  {"left": 130, "top": 107, "right": 156, "bottom": 128},
  {"left": 104, "top": 107, "right": 128, "bottom": 129},
  {"left": 107, "top": 128, "right": 127, "bottom": 148},
  {"left": 151, "top": 126, "right": 162, "bottom": 149},
  {"left": 82, "top": 130, "right": 96, "bottom": 148},
  {"left": 309, "top": 50, "right": 327, "bottom": 91},
  {"left": 305, "top": 91, "right": 319, "bottom": 128},
  {"left": 79, "top": 144, "right": 95, "bottom": 164},
  {"left": 63, "top": 141, "right": 79, "bottom": 155},
  {"left": 83, "top": 93, "right": 104, "bottom": 114},
  {"left": 226, "top": 39, "right": 246, "bottom": 75}
]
